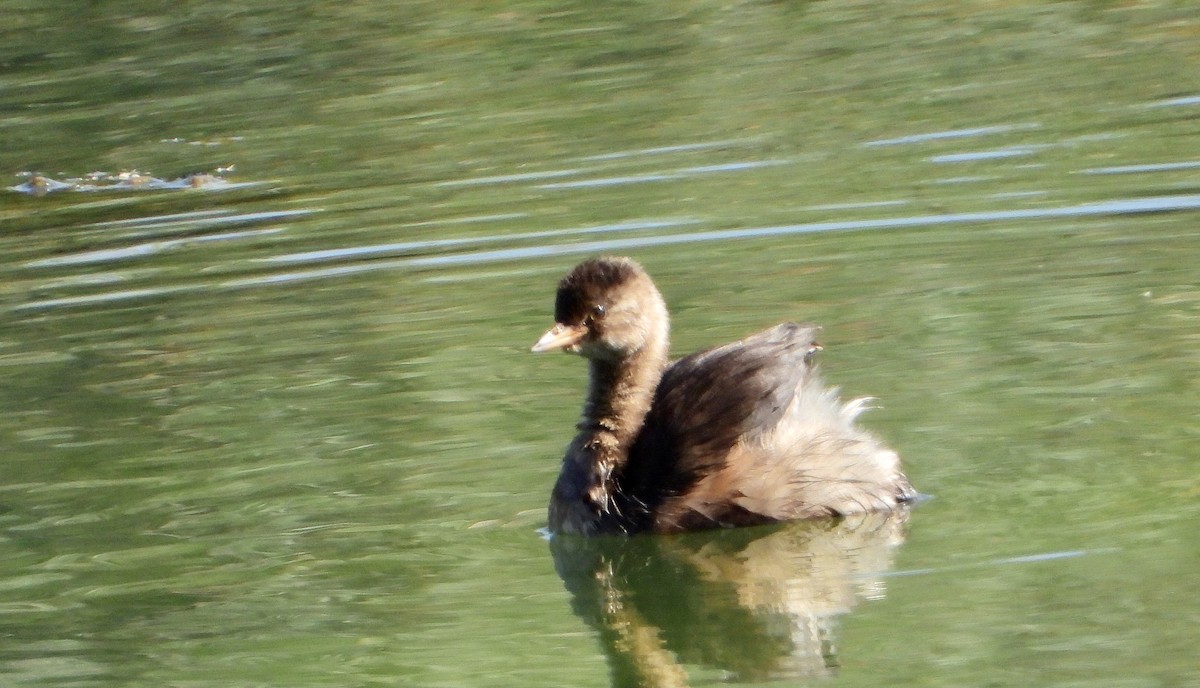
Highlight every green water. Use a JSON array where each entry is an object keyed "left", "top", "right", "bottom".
[{"left": 2, "top": 2, "right": 1199, "bottom": 686}]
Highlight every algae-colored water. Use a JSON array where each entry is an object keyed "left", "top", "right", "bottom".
[{"left": 2, "top": 3, "right": 1199, "bottom": 686}]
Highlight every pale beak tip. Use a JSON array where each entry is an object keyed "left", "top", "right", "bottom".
[{"left": 531, "top": 323, "right": 586, "bottom": 354}]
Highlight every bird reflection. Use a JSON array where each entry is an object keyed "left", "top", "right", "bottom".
[{"left": 549, "top": 510, "right": 908, "bottom": 686}]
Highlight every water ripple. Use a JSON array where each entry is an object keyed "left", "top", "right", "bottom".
[
  {"left": 578, "top": 139, "right": 758, "bottom": 161},
  {"left": 1144, "top": 95, "right": 1200, "bottom": 108},
  {"left": 861, "top": 123, "right": 1041, "bottom": 147},
  {"left": 538, "top": 159, "right": 791, "bottom": 189},
  {"left": 86, "top": 209, "right": 316, "bottom": 240},
  {"left": 14, "top": 194, "right": 1200, "bottom": 310},
  {"left": 86, "top": 210, "right": 233, "bottom": 229},
  {"left": 261, "top": 219, "right": 697, "bottom": 266},
  {"left": 1078, "top": 161, "right": 1200, "bottom": 175},
  {"left": 928, "top": 146, "right": 1050, "bottom": 163},
  {"left": 434, "top": 168, "right": 597, "bottom": 187},
  {"left": 23, "top": 229, "right": 285, "bottom": 268},
  {"left": 879, "top": 547, "right": 1119, "bottom": 578},
  {"left": 221, "top": 194, "right": 1200, "bottom": 288}
]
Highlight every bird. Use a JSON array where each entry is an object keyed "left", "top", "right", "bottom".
[{"left": 532, "top": 256, "right": 914, "bottom": 535}]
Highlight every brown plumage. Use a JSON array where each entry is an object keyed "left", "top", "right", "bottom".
[{"left": 532, "top": 256, "right": 914, "bottom": 535}]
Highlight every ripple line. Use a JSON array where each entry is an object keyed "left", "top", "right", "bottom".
[
  {"left": 15, "top": 194, "right": 1200, "bottom": 310},
  {"left": 862, "top": 123, "right": 1041, "bottom": 147}
]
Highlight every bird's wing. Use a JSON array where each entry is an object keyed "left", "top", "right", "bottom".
[{"left": 622, "top": 322, "right": 822, "bottom": 500}]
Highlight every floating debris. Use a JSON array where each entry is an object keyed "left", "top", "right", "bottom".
[{"left": 7, "top": 169, "right": 262, "bottom": 197}]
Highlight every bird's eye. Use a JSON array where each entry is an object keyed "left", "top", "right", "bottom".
[{"left": 591, "top": 304, "right": 606, "bottom": 318}]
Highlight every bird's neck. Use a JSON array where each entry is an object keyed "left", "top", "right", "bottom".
[
  {"left": 573, "top": 337, "right": 668, "bottom": 506},
  {"left": 583, "top": 349, "right": 664, "bottom": 446}
]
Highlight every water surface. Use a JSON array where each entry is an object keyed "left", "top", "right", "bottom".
[{"left": 2, "top": 2, "right": 1199, "bottom": 686}]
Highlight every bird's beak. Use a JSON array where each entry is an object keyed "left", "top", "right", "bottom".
[
  {"left": 804, "top": 341, "right": 823, "bottom": 362},
  {"left": 531, "top": 323, "right": 587, "bottom": 353}
]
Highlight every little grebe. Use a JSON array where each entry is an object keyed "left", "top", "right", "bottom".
[{"left": 533, "top": 257, "right": 914, "bottom": 535}]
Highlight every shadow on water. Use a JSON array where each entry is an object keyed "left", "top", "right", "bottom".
[{"left": 549, "top": 511, "right": 909, "bottom": 687}]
